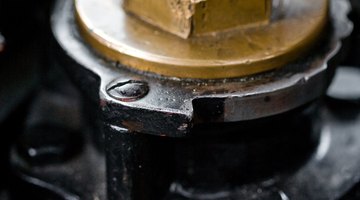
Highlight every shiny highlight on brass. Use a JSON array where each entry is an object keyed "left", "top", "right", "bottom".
[
  {"left": 123, "top": 0, "right": 272, "bottom": 39},
  {"left": 75, "top": 0, "right": 329, "bottom": 79}
]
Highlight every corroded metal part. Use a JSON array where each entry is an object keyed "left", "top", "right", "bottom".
[
  {"left": 123, "top": 0, "right": 272, "bottom": 38},
  {"left": 75, "top": 0, "right": 328, "bottom": 79}
]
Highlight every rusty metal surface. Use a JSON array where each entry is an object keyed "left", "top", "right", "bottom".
[{"left": 53, "top": 0, "right": 352, "bottom": 137}]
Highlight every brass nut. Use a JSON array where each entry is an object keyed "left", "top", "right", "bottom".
[
  {"left": 123, "top": 0, "right": 272, "bottom": 39},
  {"left": 76, "top": 0, "right": 328, "bottom": 79}
]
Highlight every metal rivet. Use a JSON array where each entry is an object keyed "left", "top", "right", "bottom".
[{"left": 106, "top": 80, "right": 149, "bottom": 102}]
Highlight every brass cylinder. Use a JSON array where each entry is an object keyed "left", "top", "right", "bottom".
[{"left": 75, "top": 0, "right": 328, "bottom": 79}]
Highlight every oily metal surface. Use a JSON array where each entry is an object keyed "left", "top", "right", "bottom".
[
  {"left": 10, "top": 104, "right": 360, "bottom": 200},
  {"left": 75, "top": 0, "right": 328, "bottom": 79},
  {"left": 53, "top": 0, "right": 351, "bottom": 136}
]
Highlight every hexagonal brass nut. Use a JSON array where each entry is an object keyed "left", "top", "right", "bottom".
[{"left": 123, "top": 0, "right": 272, "bottom": 39}]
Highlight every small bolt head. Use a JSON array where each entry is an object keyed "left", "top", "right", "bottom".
[{"left": 107, "top": 80, "right": 149, "bottom": 102}]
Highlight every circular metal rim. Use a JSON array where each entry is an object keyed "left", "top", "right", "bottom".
[
  {"left": 75, "top": 0, "right": 329, "bottom": 79},
  {"left": 52, "top": 0, "right": 352, "bottom": 136}
]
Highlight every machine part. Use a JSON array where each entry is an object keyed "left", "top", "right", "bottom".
[
  {"left": 1, "top": 0, "right": 352, "bottom": 200},
  {"left": 123, "top": 0, "right": 272, "bottom": 38},
  {"left": 106, "top": 80, "right": 150, "bottom": 102},
  {"left": 53, "top": 0, "right": 352, "bottom": 136},
  {"left": 41, "top": 0, "right": 357, "bottom": 199},
  {"left": 75, "top": 0, "right": 328, "bottom": 79},
  {"left": 10, "top": 97, "right": 360, "bottom": 200},
  {"left": 2, "top": 0, "right": 360, "bottom": 199}
]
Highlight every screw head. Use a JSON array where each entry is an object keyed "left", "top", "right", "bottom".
[{"left": 106, "top": 80, "right": 149, "bottom": 102}]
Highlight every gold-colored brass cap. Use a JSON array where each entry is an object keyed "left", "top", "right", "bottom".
[
  {"left": 123, "top": 0, "right": 272, "bottom": 39},
  {"left": 75, "top": 0, "right": 328, "bottom": 79}
]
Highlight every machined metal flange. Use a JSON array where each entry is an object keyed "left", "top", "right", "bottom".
[{"left": 53, "top": 0, "right": 352, "bottom": 136}]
